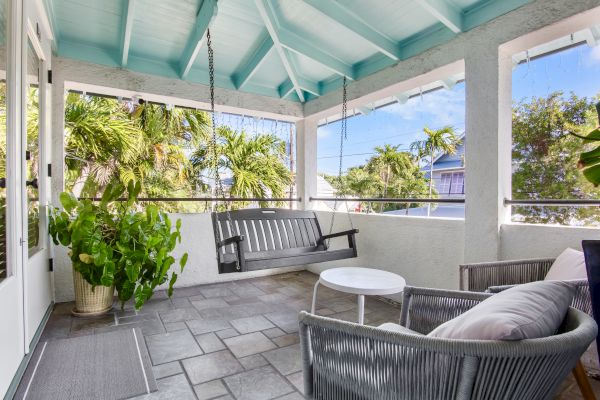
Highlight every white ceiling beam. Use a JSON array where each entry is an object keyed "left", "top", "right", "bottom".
[
  {"left": 583, "top": 26, "right": 600, "bottom": 47},
  {"left": 297, "top": 77, "right": 320, "bottom": 97},
  {"left": 179, "top": 0, "right": 219, "bottom": 79},
  {"left": 414, "top": 0, "right": 462, "bottom": 34},
  {"left": 278, "top": 28, "right": 355, "bottom": 79},
  {"left": 356, "top": 106, "right": 373, "bottom": 115},
  {"left": 255, "top": 0, "right": 305, "bottom": 102},
  {"left": 55, "top": 57, "right": 304, "bottom": 121},
  {"left": 441, "top": 77, "right": 457, "bottom": 90},
  {"left": 277, "top": 79, "right": 295, "bottom": 99},
  {"left": 303, "top": 0, "right": 401, "bottom": 61},
  {"left": 232, "top": 32, "right": 274, "bottom": 89},
  {"left": 120, "top": 0, "right": 136, "bottom": 66},
  {"left": 394, "top": 93, "right": 409, "bottom": 104}
]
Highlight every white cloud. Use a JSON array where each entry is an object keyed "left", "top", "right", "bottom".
[
  {"left": 378, "top": 87, "right": 465, "bottom": 127},
  {"left": 317, "top": 126, "right": 334, "bottom": 139},
  {"left": 588, "top": 45, "right": 600, "bottom": 63}
]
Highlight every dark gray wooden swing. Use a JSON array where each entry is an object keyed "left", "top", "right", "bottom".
[
  {"left": 205, "top": 31, "right": 357, "bottom": 274},
  {"left": 212, "top": 208, "right": 358, "bottom": 273}
]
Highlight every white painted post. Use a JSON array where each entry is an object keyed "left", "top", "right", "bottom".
[
  {"left": 464, "top": 45, "right": 512, "bottom": 263},
  {"left": 50, "top": 70, "right": 65, "bottom": 206},
  {"left": 296, "top": 118, "right": 318, "bottom": 210}
]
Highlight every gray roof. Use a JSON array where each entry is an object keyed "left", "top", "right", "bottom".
[{"left": 384, "top": 205, "right": 465, "bottom": 218}]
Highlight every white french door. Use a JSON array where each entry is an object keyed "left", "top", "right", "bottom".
[
  {"left": 0, "top": 0, "right": 52, "bottom": 396},
  {"left": 22, "top": 25, "right": 51, "bottom": 349},
  {"left": 0, "top": 0, "right": 26, "bottom": 397}
]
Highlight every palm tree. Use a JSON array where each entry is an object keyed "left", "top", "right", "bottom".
[
  {"left": 410, "top": 126, "right": 460, "bottom": 216},
  {"left": 128, "top": 103, "right": 210, "bottom": 206},
  {"left": 64, "top": 93, "right": 146, "bottom": 197},
  {"left": 345, "top": 167, "right": 380, "bottom": 212},
  {"left": 191, "top": 127, "right": 292, "bottom": 209},
  {"left": 63, "top": 95, "right": 212, "bottom": 211},
  {"left": 367, "top": 144, "right": 414, "bottom": 211}
]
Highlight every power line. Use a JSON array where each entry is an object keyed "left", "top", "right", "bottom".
[
  {"left": 317, "top": 149, "right": 413, "bottom": 159},
  {"left": 318, "top": 123, "right": 466, "bottom": 151}
]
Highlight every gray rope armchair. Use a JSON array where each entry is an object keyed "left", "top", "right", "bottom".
[
  {"left": 459, "top": 258, "right": 592, "bottom": 315},
  {"left": 299, "top": 286, "right": 597, "bottom": 400}
]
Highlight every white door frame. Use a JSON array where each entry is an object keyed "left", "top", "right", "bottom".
[{"left": 0, "top": 0, "right": 26, "bottom": 397}]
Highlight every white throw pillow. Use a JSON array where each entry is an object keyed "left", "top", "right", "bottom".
[
  {"left": 544, "top": 248, "right": 587, "bottom": 281},
  {"left": 427, "top": 281, "right": 575, "bottom": 340},
  {"left": 378, "top": 323, "right": 422, "bottom": 335}
]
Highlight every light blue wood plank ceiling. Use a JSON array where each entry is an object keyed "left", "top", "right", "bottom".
[{"left": 45, "top": 0, "right": 531, "bottom": 103}]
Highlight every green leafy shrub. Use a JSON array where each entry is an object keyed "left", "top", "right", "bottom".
[{"left": 48, "top": 180, "right": 188, "bottom": 309}]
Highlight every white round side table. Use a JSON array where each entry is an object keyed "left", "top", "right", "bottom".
[{"left": 311, "top": 267, "right": 406, "bottom": 324}]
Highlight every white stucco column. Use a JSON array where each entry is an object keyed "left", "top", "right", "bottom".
[
  {"left": 50, "top": 67, "right": 65, "bottom": 206},
  {"left": 296, "top": 118, "right": 318, "bottom": 210},
  {"left": 464, "top": 45, "right": 512, "bottom": 263}
]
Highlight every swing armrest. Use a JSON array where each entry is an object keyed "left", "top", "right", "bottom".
[
  {"left": 318, "top": 229, "right": 359, "bottom": 243},
  {"left": 217, "top": 235, "right": 245, "bottom": 248}
]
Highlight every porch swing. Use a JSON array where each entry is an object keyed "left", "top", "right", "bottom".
[{"left": 205, "top": 30, "right": 358, "bottom": 274}]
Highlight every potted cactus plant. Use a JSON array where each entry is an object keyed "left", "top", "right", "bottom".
[{"left": 48, "top": 180, "right": 188, "bottom": 315}]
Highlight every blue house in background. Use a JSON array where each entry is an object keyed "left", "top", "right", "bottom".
[
  {"left": 426, "top": 135, "right": 465, "bottom": 200},
  {"left": 386, "top": 135, "right": 466, "bottom": 218}
]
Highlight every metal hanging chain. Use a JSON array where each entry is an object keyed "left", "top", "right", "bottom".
[
  {"left": 207, "top": 29, "right": 239, "bottom": 270},
  {"left": 327, "top": 76, "right": 354, "bottom": 246}
]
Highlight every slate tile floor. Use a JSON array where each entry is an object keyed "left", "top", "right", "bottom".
[{"left": 24, "top": 270, "right": 600, "bottom": 399}]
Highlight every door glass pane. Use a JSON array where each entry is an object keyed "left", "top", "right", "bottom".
[
  {"left": 0, "top": 0, "right": 6, "bottom": 281},
  {"left": 26, "top": 41, "right": 40, "bottom": 254}
]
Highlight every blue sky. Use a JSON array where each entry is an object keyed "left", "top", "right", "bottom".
[{"left": 316, "top": 43, "right": 600, "bottom": 175}]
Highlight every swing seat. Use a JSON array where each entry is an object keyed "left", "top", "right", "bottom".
[{"left": 212, "top": 208, "right": 358, "bottom": 273}]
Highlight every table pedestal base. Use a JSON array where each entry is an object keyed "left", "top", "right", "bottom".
[{"left": 311, "top": 280, "right": 366, "bottom": 325}]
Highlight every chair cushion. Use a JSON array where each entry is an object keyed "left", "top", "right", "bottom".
[
  {"left": 428, "top": 281, "right": 575, "bottom": 340},
  {"left": 544, "top": 248, "right": 587, "bottom": 281},
  {"left": 378, "top": 323, "right": 423, "bottom": 335}
]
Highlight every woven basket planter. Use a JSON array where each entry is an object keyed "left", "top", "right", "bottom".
[{"left": 72, "top": 269, "right": 114, "bottom": 316}]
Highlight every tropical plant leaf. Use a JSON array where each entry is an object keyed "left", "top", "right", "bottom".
[
  {"left": 59, "top": 192, "right": 78, "bottom": 212},
  {"left": 180, "top": 253, "right": 188, "bottom": 272},
  {"left": 167, "top": 273, "right": 178, "bottom": 297}
]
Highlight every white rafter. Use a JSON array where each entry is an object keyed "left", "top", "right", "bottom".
[
  {"left": 414, "top": 0, "right": 462, "bottom": 34},
  {"left": 254, "top": 0, "right": 305, "bottom": 102},
  {"left": 303, "top": 0, "right": 400, "bottom": 61},
  {"left": 278, "top": 28, "right": 355, "bottom": 79},
  {"left": 179, "top": 0, "right": 219, "bottom": 79},
  {"left": 120, "top": 0, "right": 136, "bottom": 66},
  {"left": 232, "top": 32, "right": 274, "bottom": 89},
  {"left": 356, "top": 106, "right": 373, "bottom": 115}
]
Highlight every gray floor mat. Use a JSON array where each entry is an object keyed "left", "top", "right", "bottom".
[{"left": 15, "top": 327, "right": 157, "bottom": 400}]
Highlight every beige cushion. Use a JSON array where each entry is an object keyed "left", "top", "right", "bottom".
[
  {"left": 378, "top": 323, "right": 423, "bottom": 335},
  {"left": 544, "top": 248, "right": 587, "bottom": 281},
  {"left": 427, "top": 281, "right": 575, "bottom": 340}
]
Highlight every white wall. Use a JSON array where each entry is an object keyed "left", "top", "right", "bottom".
[
  {"left": 53, "top": 213, "right": 304, "bottom": 302},
  {"left": 501, "top": 223, "right": 600, "bottom": 260},
  {"left": 308, "top": 212, "right": 465, "bottom": 299}
]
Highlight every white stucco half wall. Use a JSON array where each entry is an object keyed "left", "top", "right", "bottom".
[
  {"left": 501, "top": 223, "right": 600, "bottom": 259},
  {"left": 308, "top": 211, "right": 466, "bottom": 300},
  {"left": 53, "top": 211, "right": 600, "bottom": 303}
]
